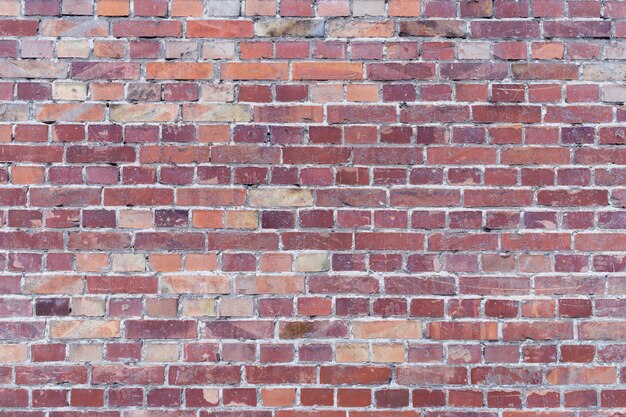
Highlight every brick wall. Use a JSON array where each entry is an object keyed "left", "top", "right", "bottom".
[{"left": 1, "top": 0, "right": 625, "bottom": 415}]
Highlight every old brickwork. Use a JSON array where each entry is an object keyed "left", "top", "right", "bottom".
[{"left": 0, "top": 0, "right": 625, "bottom": 415}]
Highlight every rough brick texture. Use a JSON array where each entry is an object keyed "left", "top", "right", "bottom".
[{"left": 0, "top": 0, "right": 625, "bottom": 416}]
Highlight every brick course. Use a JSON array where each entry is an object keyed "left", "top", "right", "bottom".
[{"left": 0, "top": 0, "right": 625, "bottom": 415}]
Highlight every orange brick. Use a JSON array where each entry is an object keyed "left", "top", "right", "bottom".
[
  {"left": 192, "top": 210, "right": 224, "bottom": 228},
  {"left": 185, "top": 253, "right": 219, "bottom": 271},
  {"left": 11, "top": 166, "right": 45, "bottom": 184},
  {"left": 293, "top": 62, "right": 363, "bottom": 80},
  {"left": 149, "top": 254, "right": 183, "bottom": 273},
  {"left": 76, "top": 253, "right": 109, "bottom": 273},
  {"left": 198, "top": 125, "right": 230, "bottom": 143},
  {"left": 262, "top": 388, "right": 296, "bottom": 406},
  {"left": 347, "top": 84, "right": 379, "bottom": 102},
  {"left": 97, "top": 0, "right": 130, "bottom": 16},
  {"left": 187, "top": 20, "right": 254, "bottom": 38},
  {"left": 37, "top": 104, "right": 105, "bottom": 122},
  {"left": 259, "top": 253, "right": 292, "bottom": 272},
  {"left": 221, "top": 63, "right": 289, "bottom": 80},
  {"left": 91, "top": 83, "right": 125, "bottom": 101},
  {"left": 245, "top": 0, "right": 277, "bottom": 16},
  {"left": 225, "top": 210, "right": 258, "bottom": 229},
  {"left": 171, "top": 0, "right": 203, "bottom": 16},
  {"left": 146, "top": 62, "right": 214, "bottom": 80},
  {"left": 389, "top": 0, "right": 421, "bottom": 16}
]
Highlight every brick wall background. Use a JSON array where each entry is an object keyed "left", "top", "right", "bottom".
[{"left": 0, "top": 0, "right": 625, "bottom": 415}]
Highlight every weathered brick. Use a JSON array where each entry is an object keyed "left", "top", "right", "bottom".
[
  {"left": 49, "top": 320, "right": 120, "bottom": 339},
  {"left": 2, "top": 3, "right": 623, "bottom": 415},
  {"left": 110, "top": 104, "right": 178, "bottom": 122},
  {"left": 400, "top": 20, "right": 467, "bottom": 37},
  {"left": 125, "top": 320, "right": 196, "bottom": 339},
  {"left": 146, "top": 63, "right": 214, "bottom": 80},
  {"left": 327, "top": 20, "right": 394, "bottom": 37},
  {"left": 187, "top": 20, "right": 254, "bottom": 38},
  {"left": 160, "top": 275, "right": 230, "bottom": 294},
  {"left": 255, "top": 19, "right": 324, "bottom": 37},
  {"left": 221, "top": 63, "right": 289, "bottom": 80},
  {"left": 182, "top": 104, "right": 251, "bottom": 122},
  {"left": 0, "top": 61, "right": 68, "bottom": 79},
  {"left": 293, "top": 62, "right": 363, "bottom": 80},
  {"left": 71, "top": 62, "right": 139, "bottom": 80},
  {"left": 112, "top": 20, "right": 181, "bottom": 37},
  {"left": 249, "top": 188, "right": 313, "bottom": 207}
]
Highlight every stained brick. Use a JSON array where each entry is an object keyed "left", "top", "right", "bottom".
[{"left": 1, "top": 3, "right": 622, "bottom": 415}]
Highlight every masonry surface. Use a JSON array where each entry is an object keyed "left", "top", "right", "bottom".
[{"left": 0, "top": 0, "right": 625, "bottom": 415}]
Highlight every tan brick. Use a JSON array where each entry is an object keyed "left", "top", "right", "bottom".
[
  {"left": 119, "top": 210, "right": 152, "bottom": 229},
  {"left": 0, "top": 344, "right": 28, "bottom": 362},
  {"left": 53, "top": 82, "right": 87, "bottom": 101},
  {"left": 69, "top": 344, "right": 103, "bottom": 362},
  {"left": 57, "top": 39, "right": 90, "bottom": 58},
  {"left": 372, "top": 343, "right": 405, "bottom": 363},
  {"left": 145, "top": 343, "right": 179, "bottom": 362},
  {"left": 112, "top": 254, "right": 146, "bottom": 272},
  {"left": 182, "top": 104, "right": 251, "bottom": 122},
  {"left": 76, "top": 253, "right": 109, "bottom": 273},
  {"left": 353, "top": 320, "right": 422, "bottom": 339},
  {"left": 50, "top": 320, "right": 120, "bottom": 339},
  {"left": 182, "top": 298, "right": 217, "bottom": 317},
  {"left": 295, "top": 252, "right": 330, "bottom": 272},
  {"left": 160, "top": 275, "right": 231, "bottom": 294},
  {"left": 220, "top": 298, "right": 254, "bottom": 317},
  {"left": 23, "top": 275, "right": 84, "bottom": 294},
  {"left": 225, "top": 210, "right": 258, "bottom": 229},
  {"left": 249, "top": 188, "right": 313, "bottom": 207},
  {"left": 71, "top": 297, "right": 106, "bottom": 316},
  {"left": 336, "top": 343, "right": 369, "bottom": 362},
  {"left": 110, "top": 104, "right": 178, "bottom": 122}
]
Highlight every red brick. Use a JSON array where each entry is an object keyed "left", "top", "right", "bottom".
[
  {"left": 188, "top": 20, "right": 253, "bottom": 38},
  {"left": 1, "top": 5, "right": 623, "bottom": 415},
  {"left": 222, "top": 63, "right": 289, "bottom": 80},
  {"left": 112, "top": 20, "right": 182, "bottom": 37}
]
